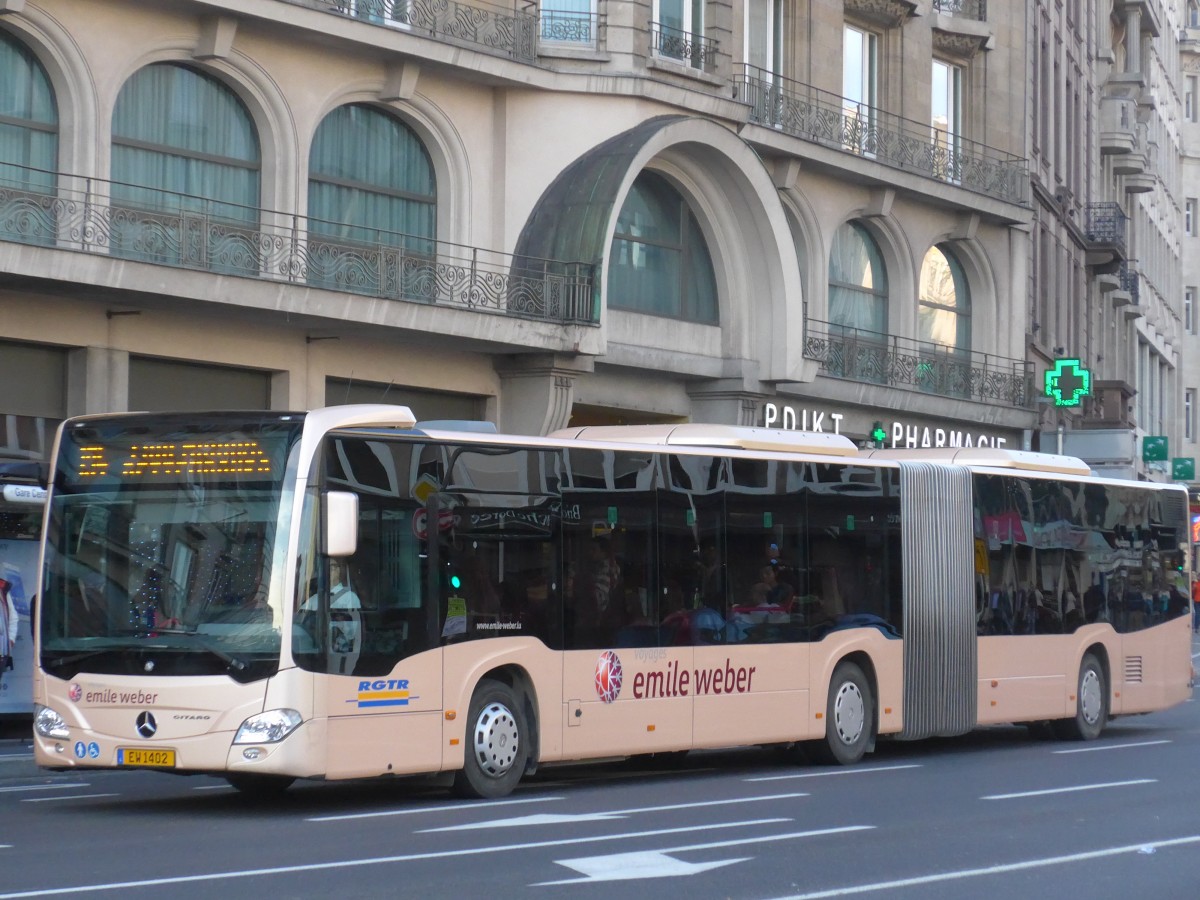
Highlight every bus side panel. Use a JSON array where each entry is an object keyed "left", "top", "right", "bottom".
[
  {"left": 441, "top": 639, "right": 564, "bottom": 770},
  {"left": 808, "top": 630, "right": 904, "bottom": 741},
  {"left": 692, "top": 643, "right": 808, "bottom": 747},
  {"left": 322, "top": 648, "right": 445, "bottom": 779},
  {"left": 1116, "top": 615, "right": 1193, "bottom": 715},
  {"left": 560, "top": 647, "right": 693, "bottom": 760},
  {"left": 976, "top": 635, "right": 1071, "bottom": 724}
]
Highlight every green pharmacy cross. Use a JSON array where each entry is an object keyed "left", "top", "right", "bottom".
[{"left": 1044, "top": 358, "right": 1091, "bottom": 407}]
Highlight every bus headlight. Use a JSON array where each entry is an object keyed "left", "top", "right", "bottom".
[
  {"left": 233, "top": 709, "right": 302, "bottom": 744},
  {"left": 34, "top": 705, "right": 70, "bottom": 740}
]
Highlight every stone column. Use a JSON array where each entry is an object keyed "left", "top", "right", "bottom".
[
  {"left": 66, "top": 347, "right": 128, "bottom": 417},
  {"left": 497, "top": 353, "right": 594, "bottom": 435}
]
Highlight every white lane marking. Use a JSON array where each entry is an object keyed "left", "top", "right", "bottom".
[
  {"left": 1053, "top": 740, "right": 1171, "bottom": 754},
  {"left": 765, "top": 834, "right": 1200, "bottom": 899},
  {"left": 192, "top": 784, "right": 233, "bottom": 791},
  {"left": 541, "top": 850, "right": 746, "bottom": 882},
  {"left": 307, "top": 794, "right": 563, "bottom": 822},
  {"left": 21, "top": 793, "right": 120, "bottom": 803},
  {"left": 421, "top": 793, "right": 809, "bottom": 832},
  {"left": 537, "top": 825, "right": 875, "bottom": 885},
  {"left": 426, "top": 812, "right": 624, "bottom": 830},
  {"left": 0, "top": 784, "right": 89, "bottom": 794},
  {"left": 746, "top": 765, "right": 921, "bottom": 782},
  {"left": 982, "top": 778, "right": 1155, "bottom": 800},
  {"left": 0, "top": 817, "right": 795, "bottom": 898},
  {"left": 0, "top": 753, "right": 33, "bottom": 761}
]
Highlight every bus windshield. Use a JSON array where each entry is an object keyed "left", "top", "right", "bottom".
[{"left": 39, "top": 413, "right": 304, "bottom": 683}]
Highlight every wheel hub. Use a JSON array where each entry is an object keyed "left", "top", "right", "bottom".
[
  {"left": 472, "top": 701, "right": 520, "bottom": 776},
  {"left": 833, "top": 682, "right": 865, "bottom": 745},
  {"left": 1080, "top": 669, "right": 1102, "bottom": 725}
]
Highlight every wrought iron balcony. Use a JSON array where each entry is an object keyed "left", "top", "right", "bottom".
[
  {"left": 803, "top": 317, "right": 1033, "bottom": 408},
  {"left": 734, "top": 65, "right": 1028, "bottom": 205},
  {"left": 1084, "top": 202, "right": 1128, "bottom": 257},
  {"left": 932, "top": 0, "right": 987, "bottom": 20},
  {"left": 539, "top": 8, "right": 602, "bottom": 45},
  {"left": 651, "top": 21, "right": 718, "bottom": 69},
  {"left": 281, "top": 0, "right": 539, "bottom": 63},
  {"left": 1117, "top": 260, "right": 1140, "bottom": 305},
  {"left": 0, "top": 165, "right": 596, "bottom": 324}
]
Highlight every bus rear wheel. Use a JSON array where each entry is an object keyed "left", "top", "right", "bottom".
[
  {"left": 1052, "top": 652, "right": 1108, "bottom": 741},
  {"left": 453, "top": 679, "right": 530, "bottom": 799},
  {"left": 811, "top": 661, "right": 872, "bottom": 765}
]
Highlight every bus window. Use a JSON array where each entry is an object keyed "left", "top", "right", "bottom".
[
  {"left": 561, "top": 447, "right": 657, "bottom": 649},
  {"left": 425, "top": 444, "right": 561, "bottom": 647}
]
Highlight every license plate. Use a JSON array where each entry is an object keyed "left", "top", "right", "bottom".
[{"left": 117, "top": 748, "right": 176, "bottom": 768}]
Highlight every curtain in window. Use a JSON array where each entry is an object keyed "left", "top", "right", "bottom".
[
  {"left": 918, "top": 244, "right": 970, "bottom": 350},
  {"left": 608, "top": 171, "right": 717, "bottom": 324},
  {"left": 307, "top": 104, "right": 436, "bottom": 297},
  {"left": 308, "top": 104, "right": 435, "bottom": 251},
  {"left": 0, "top": 32, "right": 57, "bottom": 196},
  {"left": 828, "top": 221, "right": 887, "bottom": 334},
  {"left": 112, "top": 63, "right": 260, "bottom": 223}
]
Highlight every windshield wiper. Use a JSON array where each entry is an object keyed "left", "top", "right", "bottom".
[
  {"left": 42, "top": 649, "right": 117, "bottom": 667},
  {"left": 94, "top": 629, "right": 250, "bottom": 673}
]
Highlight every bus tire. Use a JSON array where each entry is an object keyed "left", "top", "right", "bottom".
[
  {"left": 812, "top": 661, "right": 872, "bottom": 765},
  {"left": 225, "top": 774, "right": 295, "bottom": 796},
  {"left": 453, "top": 679, "right": 529, "bottom": 799},
  {"left": 1052, "top": 653, "right": 1108, "bottom": 741}
]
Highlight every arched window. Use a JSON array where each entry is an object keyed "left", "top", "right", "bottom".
[
  {"left": 828, "top": 221, "right": 887, "bottom": 335},
  {"left": 608, "top": 170, "right": 718, "bottom": 324},
  {"left": 113, "top": 63, "right": 259, "bottom": 218},
  {"left": 307, "top": 104, "right": 436, "bottom": 296},
  {"left": 111, "top": 63, "right": 259, "bottom": 266},
  {"left": 919, "top": 243, "right": 971, "bottom": 397},
  {"left": 0, "top": 30, "right": 58, "bottom": 242},
  {"left": 919, "top": 244, "right": 970, "bottom": 350}
]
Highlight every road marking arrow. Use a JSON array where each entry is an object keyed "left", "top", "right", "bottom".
[
  {"left": 537, "top": 850, "right": 748, "bottom": 884},
  {"left": 421, "top": 812, "right": 626, "bottom": 832}
]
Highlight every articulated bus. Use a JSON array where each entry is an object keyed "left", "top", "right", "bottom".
[{"left": 30, "top": 406, "right": 1193, "bottom": 797}]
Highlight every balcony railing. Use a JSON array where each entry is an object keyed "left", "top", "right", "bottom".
[
  {"left": 804, "top": 317, "right": 1033, "bottom": 408},
  {"left": 1084, "top": 202, "right": 1128, "bottom": 256},
  {"left": 1118, "top": 260, "right": 1140, "bottom": 305},
  {"left": 734, "top": 65, "right": 1028, "bottom": 205},
  {"left": 932, "top": 0, "right": 987, "bottom": 19},
  {"left": 0, "top": 165, "right": 596, "bottom": 325},
  {"left": 651, "top": 21, "right": 718, "bottom": 69},
  {"left": 539, "top": 8, "right": 602, "bottom": 45},
  {"left": 281, "top": 0, "right": 539, "bottom": 63}
]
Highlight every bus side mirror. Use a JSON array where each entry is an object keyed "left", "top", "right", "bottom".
[{"left": 322, "top": 491, "right": 359, "bottom": 557}]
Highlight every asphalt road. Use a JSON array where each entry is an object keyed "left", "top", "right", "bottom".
[{"left": 2, "top": 646, "right": 1200, "bottom": 899}]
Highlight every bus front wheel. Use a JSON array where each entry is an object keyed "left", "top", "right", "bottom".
[
  {"left": 1052, "top": 653, "right": 1108, "bottom": 741},
  {"left": 453, "top": 679, "right": 530, "bottom": 799},
  {"left": 812, "top": 661, "right": 872, "bottom": 765}
]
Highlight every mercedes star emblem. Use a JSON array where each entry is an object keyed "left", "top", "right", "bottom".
[{"left": 135, "top": 711, "right": 158, "bottom": 738}]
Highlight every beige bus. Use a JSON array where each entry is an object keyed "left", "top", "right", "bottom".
[{"left": 31, "top": 406, "right": 1194, "bottom": 797}]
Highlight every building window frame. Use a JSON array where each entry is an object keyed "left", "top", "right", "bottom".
[
  {"left": 653, "top": 0, "right": 706, "bottom": 67},
  {"left": 842, "top": 24, "right": 878, "bottom": 156},
  {"left": 932, "top": 58, "right": 963, "bottom": 182},
  {"left": 607, "top": 169, "right": 719, "bottom": 324}
]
